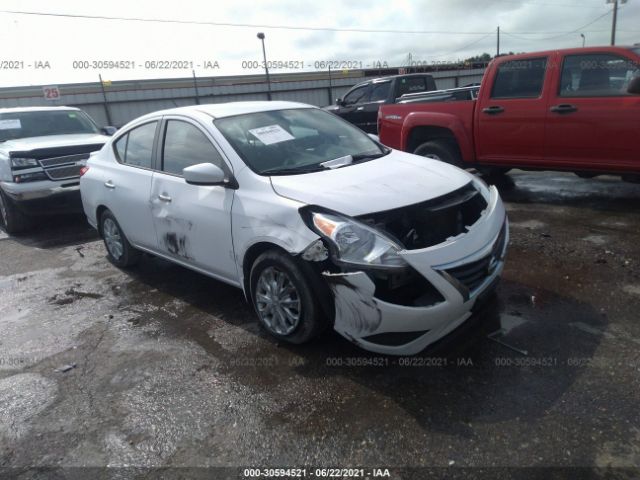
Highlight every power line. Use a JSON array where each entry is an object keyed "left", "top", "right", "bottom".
[{"left": 0, "top": 10, "right": 493, "bottom": 35}]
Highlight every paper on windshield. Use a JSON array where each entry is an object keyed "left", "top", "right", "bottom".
[
  {"left": 248, "top": 124, "right": 294, "bottom": 145},
  {"left": 0, "top": 119, "right": 21, "bottom": 130}
]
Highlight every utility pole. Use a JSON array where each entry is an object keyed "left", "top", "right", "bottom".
[
  {"left": 257, "top": 32, "right": 272, "bottom": 101},
  {"left": 607, "top": 0, "right": 628, "bottom": 46},
  {"left": 496, "top": 26, "right": 500, "bottom": 57}
]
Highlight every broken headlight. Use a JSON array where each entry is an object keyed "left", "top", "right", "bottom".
[{"left": 305, "top": 210, "right": 407, "bottom": 269}]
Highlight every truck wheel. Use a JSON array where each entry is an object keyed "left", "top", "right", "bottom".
[
  {"left": 414, "top": 141, "right": 462, "bottom": 168},
  {"left": 0, "top": 189, "right": 30, "bottom": 234},
  {"left": 100, "top": 210, "right": 141, "bottom": 268},
  {"left": 250, "top": 250, "right": 327, "bottom": 344}
]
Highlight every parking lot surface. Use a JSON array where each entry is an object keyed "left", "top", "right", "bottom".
[{"left": 1, "top": 171, "right": 639, "bottom": 478}]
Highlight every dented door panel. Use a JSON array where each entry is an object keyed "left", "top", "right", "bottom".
[{"left": 150, "top": 172, "right": 237, "bottom": 281}]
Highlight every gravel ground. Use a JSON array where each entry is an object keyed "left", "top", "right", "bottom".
[{"left": 0, "top": 171, "right": 639, "bottom": 479}]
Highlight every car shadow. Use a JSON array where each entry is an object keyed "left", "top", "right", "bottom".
[
  {"left": 1, "top": 214, "right": 99, "bottom": 249},
  {"left": 116, "top": 254, "right": 606, "bottom": 439}
]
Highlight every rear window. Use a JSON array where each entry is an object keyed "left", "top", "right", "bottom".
[
  {"left": 397, "top": 77, "right": 430, "bottom": 96},
  {"left": 491, "top": 58, "right": 547, "bottom": 99}
]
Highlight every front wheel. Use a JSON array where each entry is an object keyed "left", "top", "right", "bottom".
[
  {"left": 100, "top": 210, "right": 141, "bottom": 268},
  {"left": 413, "top": 140, "right": 462, "bottom": 168},
  {"left": 249, "top": 250, "right": 326, "bottom": 344},
  {"left": 0, "top": 189, "right": 30, "bottom": 234}
]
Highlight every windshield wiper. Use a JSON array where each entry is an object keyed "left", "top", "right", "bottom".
[
  {"left": 260, "top": 165, "right": 327, "bottom": 176},
  {"left": 351, "top": 148, "right": 392, "bottom": 163}
]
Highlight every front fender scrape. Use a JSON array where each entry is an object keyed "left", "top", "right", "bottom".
[{"left": 322, "top": 271, "right": 382, "bottom": 339}]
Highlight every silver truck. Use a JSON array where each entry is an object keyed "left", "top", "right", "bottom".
[{"left": 0, "top": 106, "right": 114, "bottom": 233}]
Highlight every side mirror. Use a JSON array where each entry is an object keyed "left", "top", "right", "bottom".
[
  {"left": 627, "top": 76, "right": 640, "bottom": 95},
  {"left": 184, "top": 163, "right": 230, "bottom": 187},
  {"left": 101, "top": 126, "right": 117, "bottom": 136},
  {"left": 336, "top": 98, "right": 344, "bottom": 106}
]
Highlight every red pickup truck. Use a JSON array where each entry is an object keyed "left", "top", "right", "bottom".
[{"left": 378, "top": 46, "right": 640, "bottom": 180}]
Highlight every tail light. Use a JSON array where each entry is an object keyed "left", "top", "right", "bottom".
[{"left": 79, "top": 166, "right": 90, "bottom": 177}]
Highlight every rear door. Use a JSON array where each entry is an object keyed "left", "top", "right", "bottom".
[
  {"left": 476, "top": 55, "right": 550, "bottom": 165},
  {"left": 105, "top": 121, "right": 159, "bottom": 249},
  {"left": 544, "top": 50, "right": 640, "bottom": 171},
  {"left": 150, "top": 116, "right": 237, "bottom": 281}
]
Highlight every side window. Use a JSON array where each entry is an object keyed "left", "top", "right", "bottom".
[
  {"left": 162, "top": 120, "right": 225, "bottom": 176},
  {"left": 113, "top": 121, "right": 157, "bottom": 168},
  {"left": 397, "top": 77, "right": 428, "bottom": 96},
  {"left": 491, "top": 58, "right": 547, "bottom": 99},
  {"left": 343, "top": 85, "right": 370, "bottom": 105},
  {"left": 559, "top": 53, "right": 639, "bottom": 97},
  {"left": 370, "top": 82, "right": 391, "bottom": 102}
]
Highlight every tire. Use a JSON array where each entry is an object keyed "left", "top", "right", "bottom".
[
  {"left": 249, "top": 250, "right": 327, "bottom": 344},
  {"left": 478, "top": 166, "right": 512, "bottom": 177},
  {"left": 413, "top": 140, "right": 462, "bottom": 167},
  {"left": 0, "top": 189, "right": 30, "bottom": 234},
  {"left": 100, "top": 210, "right": 141, "bottom": 268}
]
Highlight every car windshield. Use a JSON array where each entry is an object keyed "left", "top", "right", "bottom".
[
  {"left": 0, "top": 110, "right": 100, "bottom": 142},
  {"left": 214, "top": 108, "right": 387, "bottom": 175}
]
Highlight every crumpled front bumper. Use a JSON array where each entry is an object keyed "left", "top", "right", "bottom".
[{"left": 323, "top": 185, "right": 508, "bottom": 355}]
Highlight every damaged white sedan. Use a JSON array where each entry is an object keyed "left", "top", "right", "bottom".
[{"left": 80, "top": 101, "right": 507, "bottom": 355}]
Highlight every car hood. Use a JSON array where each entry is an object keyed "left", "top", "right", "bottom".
[
  {"left": 0, "top": 133, "right": 110, "bottom": 154},
  {"left": 269, "top": 149, "right": 473, "bottom": 217}
]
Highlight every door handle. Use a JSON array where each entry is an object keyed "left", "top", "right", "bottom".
[
  {"left": 158, "top": 193, "right": 172, "bottom": 203},
  {"left": 482, "top": 106, "right": 505, "bottom": 115},
  {"left": 550, "top": 104, "right": 578, "bottom": 114},
  {"left": 104, "top": 181, "right": 115, "bottom": 189},
  {"left": 356, "top": 106, "right": 364, "bottom": 111}
]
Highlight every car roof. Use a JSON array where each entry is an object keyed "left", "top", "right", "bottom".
[
  {"left": 133, "top": 101, "right": 315, "bottom": 122},
  {"left": 0, "top": 106, "right": 81, "bottom": 113}
]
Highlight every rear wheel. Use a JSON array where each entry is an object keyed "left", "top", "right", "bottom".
[
  {"left": 0, "top": 189, "right": 30, "bottom": 234},
  {"left": 413, "top": 140, "right": 462, "bottom": 168},
  {"left": 100, "top": 210, "right": 140, "bottom": 268},
  {"left": 249, "top": 250, "right": 326, "bottom": 344}
]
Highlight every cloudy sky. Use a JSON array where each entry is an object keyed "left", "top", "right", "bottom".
[{"left": 0, "top": 0, "right": 639, "bottom": 87}]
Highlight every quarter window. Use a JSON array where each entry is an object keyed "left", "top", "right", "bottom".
[
  {"left": 162, "top": 120, "right": 225, "bottom": 176},
  {"left": 491, "top": 58, "right": 547, "bottom": 99},
  {"left": 559, "top": 53, "right": 639, "bottom": 97},
  {"left": 113, "top": 121, "right": 157, "bottom": 169}
]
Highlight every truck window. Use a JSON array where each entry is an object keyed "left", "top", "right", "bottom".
[
  {"left": 491, "top": 58, "right": 547, "bottom": 99},
  {"left": 370, "top": 82, "right": 391, "bottom": 102},
  {"left": 343, "top": 85, "right": 370, "bottom": 105},
  {"left": 397, "top": 77, "right": 429, "bottom": 96},
  {"left": 559, "top": 53, "right": 639, "bottom": 97}
]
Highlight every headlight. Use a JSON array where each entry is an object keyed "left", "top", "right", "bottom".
[
  {"left": 11, "top": 157, "right": 38, "bottom": 168},
  {"left": 306, "top": 211, "right": 407, "bottom": 269}
]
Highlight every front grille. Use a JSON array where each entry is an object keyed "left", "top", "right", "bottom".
[
  {"left": 39, "top": 153, "right": 89, "bottom": 168},
  {"left": 46, "top": 164, "right": 83, "bottom": 180},
  {"left": 443, "top": 222, "right": 507, "bottom": 294},
  {"left": 357, "top": 182, "right": 488, "bottom": 250}
]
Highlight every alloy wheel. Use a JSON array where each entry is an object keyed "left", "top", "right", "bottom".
[
  {"left": 255, "top": 266, "right": 301, "bottom": 335},
  {"left": 103, "top": 217, "right": 124, "bottom": 260}
]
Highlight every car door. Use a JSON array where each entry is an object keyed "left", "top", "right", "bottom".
[
  {"left": 544, "top": 51, "right": 640, "bottom": 170},
  {"left": 355, "top": 81, "right": 392, "bottom": 133},
  {"left": 475, "top": 56, "right": 550, "bottom": 165},
  {"left": 106, "top": 120, "right": 159, "bottom": 249},
  {"left": 150, "top": 116, "right": 237, "bottom": 281},
  {"left": 337, "top": 84, "right": 372, "bottom": 130}
]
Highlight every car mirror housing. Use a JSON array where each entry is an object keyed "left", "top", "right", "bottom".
[
  {"left": 183, "top": 163, "right": 229, "bottom": 186},
  {"left": 627, "top": 76, "right": 640, "bottom": 95},
  {"left": 101, "top": 126, "right": 117, "bottom": 136},
  {"left": 336, "top": 98, "right": 344, "bottom": 106}
]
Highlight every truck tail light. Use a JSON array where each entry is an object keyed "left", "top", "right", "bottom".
[{"left": 79, "top": 166, "right": 90, "bottom": 177}]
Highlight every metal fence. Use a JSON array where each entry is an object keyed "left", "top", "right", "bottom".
[{"left": 0, "top": 68, "right": 485, "bottom": 127}]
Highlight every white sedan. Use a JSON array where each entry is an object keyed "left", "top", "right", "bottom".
[{"left": 80, "top": 101, "right": 507, "bottom": 355}]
